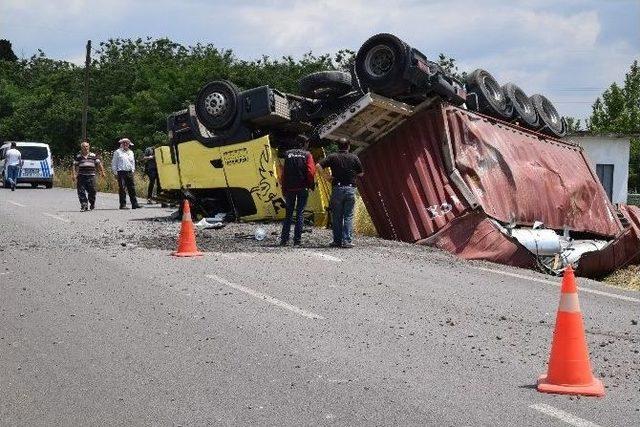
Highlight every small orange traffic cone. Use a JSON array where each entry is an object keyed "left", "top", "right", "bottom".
[
  {"left": 537, "top": 265, "right": 604, "bottom": 396},
  {"left": 171, "top": 200, "right": 203, "bottom": 257}
]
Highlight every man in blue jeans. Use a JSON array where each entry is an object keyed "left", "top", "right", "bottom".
[
  {"left": 279, "top": 135, "right": 316, "bottom": 246},
  {"left": 4, "top": 142, "right": 22, "bottom": 191},
  {"left": 317, "top": 138, "right": 364, "bottom": 248}
]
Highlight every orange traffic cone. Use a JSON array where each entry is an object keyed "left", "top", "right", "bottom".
[
  {"left": 171, "top": 200, "right": 203, "bottom": 257},
  {"left": 537, "top": 265, "right": 604, "bottom": 396}
]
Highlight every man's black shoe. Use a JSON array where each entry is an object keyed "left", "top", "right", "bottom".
[
  {"left": 89, "top": 203, "right": 95, "bottom": 210},
  {"left": 80, "top": 204, "right": 88, "bottom": 211},
  {"left": 120, "top": 206, "right": 129, "bottom": 210},
  {"left": 293, "top": 241, "right": 301, "bottom": 247},
  {"left": 341, "top": 242, "right": 355, "bottom": 248},
  {"left": 131, "top": 204, "right": 141, "bottom": 209},
  {"left": 329, "top": 241, "right": 342, "bottom": 247},
  {"left": 279, "top": 240, "right": 288, "bottom": 247}
]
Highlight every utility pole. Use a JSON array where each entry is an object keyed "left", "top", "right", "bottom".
[{"left": 81, "top": 40, "right": 91, "bottom": 141}]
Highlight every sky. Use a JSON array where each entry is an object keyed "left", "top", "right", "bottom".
[{"left": 1, "top": 0, "right": 638, "bottom": 122}]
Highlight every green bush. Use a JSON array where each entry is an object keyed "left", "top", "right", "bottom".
[{"left": 0, "top": 38, "right": 353, "bottom": 157}]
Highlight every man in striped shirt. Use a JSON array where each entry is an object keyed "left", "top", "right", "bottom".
[{"left": 72, "top": 140, "right": 105, "bottom": 211}]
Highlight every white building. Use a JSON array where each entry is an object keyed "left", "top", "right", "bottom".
[{"left": 568, "top": 133, "right": 630, "bottom": 204}]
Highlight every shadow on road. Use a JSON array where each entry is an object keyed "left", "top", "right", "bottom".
[{"left": 518, "top": 384, "right": 537, "bottom": 390}]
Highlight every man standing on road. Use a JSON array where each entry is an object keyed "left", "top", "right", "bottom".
[
  {"left": 280, "top": 135, "right": 316, "bottom": 246},
  {"left": 317, "top": 138, "right": 364, "bottom": 248},
  {"left": 142, "top": 146, "right": 159, "bottom": 204},
  {"left": 4, "top": 142, "right": 22, "bottom": 191},
  {"left": 72, "top": 140, "right": 105, "bottom": 211},
  {"left": 111, "top": 138, "right": 140, "bottom": 210}
]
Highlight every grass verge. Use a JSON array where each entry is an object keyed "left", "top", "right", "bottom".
[
  {"left": 603, "top": 265, "right": 640, "bottom": 291},
  {"left": 54, "top": 163, "right": 149, "bottom": 197}
]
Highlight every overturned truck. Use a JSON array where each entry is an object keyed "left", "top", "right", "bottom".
[
  {"left": 317, "top": 33, "right": 639, "bottom": 278},
  {"left": 156, "top": 32, "right": 639, "bottom": 277}
]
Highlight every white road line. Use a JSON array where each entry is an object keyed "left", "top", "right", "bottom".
[
  {"left": 474, "top": 266, "right": 640, "bottom": 303},
  {"left": 206, "top": 274, "right": 325, "bottom": 320},
  {"left": 305, "top": 250, "right": 342, "bottom": 263},
  {"left": 42, "top": 213, "right": 71, "bottom": 223},
  {"left": 7, "top": 201, "right": 25, "bottom": 207},
  {"left": 530, "top": 403, "right": 601, "bottom": 427}
]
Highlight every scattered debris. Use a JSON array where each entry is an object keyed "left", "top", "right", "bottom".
[{"left": 195, "top": 218, "right": 225, "bottom": 230}]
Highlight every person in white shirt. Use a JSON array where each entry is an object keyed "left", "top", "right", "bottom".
[
  {"left": 4, "top": 142, "right": 23, "bottom": 191},
  {"left": 111, "top": 138, "right": 140, "bottom": 209}
]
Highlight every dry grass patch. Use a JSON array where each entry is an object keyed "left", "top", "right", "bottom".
[
  {"left": 354, "top": 194, "right": 377, "bottom": 237},
  {"left": 54, "top": 162, "right": 148, "bottom": 196},
  {"left": 603, "top": 265, "right": 640, "bottom": 291}
]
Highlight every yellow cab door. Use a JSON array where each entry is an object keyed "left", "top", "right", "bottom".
[
  {"left": 174, "top": 140, "right": 227, "bottom": 189},
  {"left": 221, "top": 135, "right": 286, "bottom": 221},
  {"left": 154, "top": 145, "right": 181, "bottom": 190}
]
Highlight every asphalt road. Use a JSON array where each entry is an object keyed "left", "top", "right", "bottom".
[{"left": 1, "top": 187, "right": 639, "bottom": 426}]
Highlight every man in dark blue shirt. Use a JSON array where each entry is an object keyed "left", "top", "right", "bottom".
[{"left": 317, "top": 138, "right": 364, "bottom": 248}]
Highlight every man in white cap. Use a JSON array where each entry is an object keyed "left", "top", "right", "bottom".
[{"left": 111, "top": 137, "right": 140, "bottom": 209}]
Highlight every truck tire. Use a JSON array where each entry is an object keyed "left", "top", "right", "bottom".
[
  {"left": 465, "top": 69, "right": 511, "bottom": 119},
  {"left": 502, "top": 83, "right": 538, "bottom": 128},
  {"left": 195, "top": 80, "right": 240, "bottom": 130},
  {"left": 299, "top": 71, "right": 353, "bottom": 99},
  {"left": 355, "top": 33, "right": 410, "bottom": 96},
  {"left": 531, "top": 94, "right": 566, "bottom": 137}
]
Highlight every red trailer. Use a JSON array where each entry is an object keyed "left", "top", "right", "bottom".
[{"left": 319, "top": 94, "right": 640, "bottom": 278}]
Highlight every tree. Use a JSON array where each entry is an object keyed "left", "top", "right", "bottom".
[
  {"left": 588, "top": 60, "right": 640, "bottom": 134},
  {"left": 437, "top": 53, "right": 466, "bottom": 82},
  {"left": 564, "top": 117, "right": 582, "bottom": 134},
  {"left": 0, "top": 39, "right": 18, "bottom": 62},
  {"left": 588, "top": 60, "right": 640, "bottom": 191}
]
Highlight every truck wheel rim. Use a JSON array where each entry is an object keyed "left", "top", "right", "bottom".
[
  {"left": 514, "top": 89, "right": 532, "bottom": 115},
  {"left": 364, "top": 45, "right": 395, "bottom": 78},
  {"left": 204, "top": 92, "right": 227, "bottom": 117},
  {"left": 483, "top": 75, "right": 502, "bottom": 102},
  {"left": 543, "top": 98, "right": 559, "bottom": 124}
]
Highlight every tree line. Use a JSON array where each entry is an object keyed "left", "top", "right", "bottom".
[{"left": 0, "top": 38, "right": 353, "bottom": 158}]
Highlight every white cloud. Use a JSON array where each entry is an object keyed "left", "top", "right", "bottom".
[{"left": 1, "top": 0, "right": 637, "bottom": 120}]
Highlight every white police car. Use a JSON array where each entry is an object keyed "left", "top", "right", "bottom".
[{"left": 0, "top": 141, "right": 54, "bottom": 189}]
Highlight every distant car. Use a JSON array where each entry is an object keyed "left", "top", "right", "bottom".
[{"left": 0, "top": 141, "right": 54, "bottom": 189}]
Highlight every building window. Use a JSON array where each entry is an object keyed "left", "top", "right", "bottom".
[{"left": 596, "top": 164, "right": 614, "bottom": 201}]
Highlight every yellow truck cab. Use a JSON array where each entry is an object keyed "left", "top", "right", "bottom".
[{"left": 156, "top": 107, "right": 330, "bottom": 225}]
